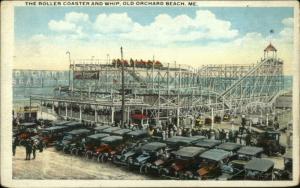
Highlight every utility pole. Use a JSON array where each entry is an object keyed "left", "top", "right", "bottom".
[
  {"left": 66, "top": 51, "right": 71, "bottom": 88},
  {"left": 121, "top": 47, "right": 125, "bottom": 127}
]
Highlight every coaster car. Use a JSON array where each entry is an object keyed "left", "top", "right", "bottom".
[
  {"left": 161, "top": 146, "right": 206, "bottom": 179},
  {"left": 244, "top": 158, "right": 274, "bottom": 180},
  {"left": 197, "top": 149, "right": 231, "bottom": 180}
]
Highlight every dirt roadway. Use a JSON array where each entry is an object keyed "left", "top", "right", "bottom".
[{"left": 13, "top": 147, "right": 149, "bottom": 180}]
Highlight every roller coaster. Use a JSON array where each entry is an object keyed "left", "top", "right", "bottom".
[{"left": 29, "top": 43, "right": 291, "bottom": 126}]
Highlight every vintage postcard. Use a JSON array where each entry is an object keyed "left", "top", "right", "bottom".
[{"left": 1, "top": 0, "right": 299, "bottom": 187}]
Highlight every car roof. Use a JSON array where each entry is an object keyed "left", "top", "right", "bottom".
[
  {"left": 193, "top": 139, "right": 221, "bottom": 148},
  {"left": 20, "top": 122, "right": 36, "bottom": 126},
  {"left": 244, "top": 158, "right": 274, "bottom": 172},
  {"left": 101, "top": 136, "right": 123, "bottom": 142},
  {"left": 68, "top": 129, "right": 90, "bottom": 135},
  {"left": 112, "top": 129, "right": 132, "bottom": 135},
  {"left": 216, "top": 142, "right": 242, "bottom": 151},
  {"left": 126, "top": 130, "right": 148, "bottom": 137},
  {"left": 44, "top": 126, "right": 66, "bottom": 131},
  {"left": 142, "top": 142, "right": 167, "bottom": 152},
  {"left": 87, "top": 133, "right": 110, "bottom": 140},
  {"left": 101, "top": 127, "right": 122, "bottom": 133},
  {"left": 173, "top": 146, "right": 206, "bottom": 158},
  {"left": 53, "top": 120, "right": 69, "bottom": 126},
  {"left": 237, "top": 146, "right": 263, "bottom": 156},
  {"left": 65, "top": 121, "right": 82, "bottom": 126},
  {"left": 93, "top": 125, "right": 111, "bottom": 131},
  {"left": 200, "top": 149, "right": 231, "bottom": 161}
]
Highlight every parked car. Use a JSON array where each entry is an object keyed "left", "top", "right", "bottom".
[
  {"left": 40, "top": 126, "right": 67, "bottom": 147},
  {"left": 93, "top": 125, "right": 111, "bottom": 133},
  {"left": 100, "top": 127, "right": 122, "bottom": 134},
  {"left": 55, "top": 129, "right": 90, "bottom": 152},
  {"left": 274, "top": 149, "right": 292, "bottom": 180},
  {"left": 111, "top": 128, "right": 132, "bottom": 136},
  {"left": 236, "top": 146, "right": 264, "bottom": 161},
  {"left": 160, "top": 146, "right": 206, "bottom": 179},
  {"left": 197, "top": 149, "right": 231, "bottom": 180},
  {"left": 255, "top": 130, "right": 286, "bottom": 155},
  {"left": 84, "top": 133, "right": 110, "bottom": 159},
  {"left": 193, "top": 139, "right": 222, "bottom": 149},
  {"left": 128, "top": 142, "right": 167, "bottom": 173},
  {"left": 216, "top": 142, "right": 242, "bottom": 154},
  {"left": 97, "top": 136, "right": 125, "bottom": 163},
  {"left": 244, "top": 158, "right": 274, "bottom": 180}
]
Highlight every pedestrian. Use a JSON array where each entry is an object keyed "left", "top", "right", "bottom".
[
  {"left": 32, "top": 142, "right": 37, "bottom": 159},
  {"left": 25, "top": 140, "right": 32, "bottom": 160},
  {"left": 12, "top": 137, "right": 18, "bottom": 156}
]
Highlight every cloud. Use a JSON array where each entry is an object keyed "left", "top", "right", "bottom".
[
  {"left": 47, "top": 10, "right": 238, "bottom": 45},
  {"left": 282, "top": 17, "right": 293, "bottom": 27},
  {"left": 278, "top": 17, "right": 293, "bottom": 43},
  {"left": 48, "top": 12, "right": 90, "bottom": 34},
  {"left": 121, "top": 10, "right": 238, "bottom": 44},
  {"left": 93, "top": 13, "right": 137, "bottom": 34}
]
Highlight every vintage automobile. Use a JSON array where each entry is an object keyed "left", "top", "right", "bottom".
[
  {"left": 124, "top": 130, "right": 149, "bottom": 142},
  {"left": 100, "top": 127, "right": 122, "bottom": 134},
  {"left": 216, "top": 142, "right": 242, "bottom": 154},
  {"left": 112, "top": 130, "right": 151, "bottom": 165},
  {"left": 197, "top": 149, "right": 232, "bottom": 180},
  {"left": 160, "top": 146, "right": 206, "bottom": 179},
  {"left": 255, "top": 130, "right": 286, "bottom": 155},
  {"left": 64, "top": 121, "right": 84, "bottom": 130},
  {"left": 165, "top": 136, "right": 205, "bottom": 149},
  {"left": 52, "top": 120, "right": 70, "bottom": 127},
  {"left": 244, "top": 158, "right": 274, "bottom": 180},
  {"left": 96, "top": 136, "right": 125, "bottom": 163},
  {"left": 236, "top": 146, "right": 264, "bottom": 161},
  {"left": 216, "top": 159, "right": 247, "bottom": 180},
  {"left": 128, "top": 142, "right": 167, "bottom": 173},
  {"left": 143, "top": 136, "right": 205, "bottom": 175},
  {"left": 17, "top": 122, "right": 39, "bottom": 144},
  {"left": 274, "top": 149, "right": 292, "bottom": 180},
  {"left": 84, "top": 133, "right": 110, "bottom": 159},
  {"left": 193, "top": 139, "right": 222, "bottom": 149},
  {"left": 93, "top": 125, "right": 111, "bottom": 133},
  {"left": 55, "top": 129, "right": 91, "bottom": 152},
  {"left": 40, "top": 126, "right": 67, "bottom": 147},
  {"left": 111, "top": 128, "right": 132, "bottom": 136}
]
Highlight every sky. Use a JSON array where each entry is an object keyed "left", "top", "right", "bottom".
[{"left": 14, "top": 6, "right": 295, "bottom": 74}]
